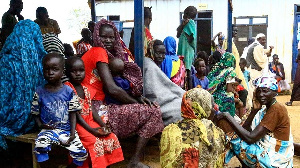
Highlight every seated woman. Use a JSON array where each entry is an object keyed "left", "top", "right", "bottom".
[
  {"left": 207, "top": 52, "right": 237, "bottom": 118},
  {"left": 81, "top": 19, "right": 164, "bottom": 168},
  {"left": 269, "top": 54, "right": 290, "bottom": 93},
  {"left": 162, "top": 36, "right": 186, "bottom": 88},
  {"left": 160, "top": 88, "right": 226, "bottom": 168},
  {"left": 217, "top": 76, "right": 294, "bottom": 167}
]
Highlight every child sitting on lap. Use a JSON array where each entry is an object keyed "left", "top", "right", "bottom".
[
  {"left": 65, "top": 57, "right": 124, "bottom": 168},
  {"left": 31, "top": 53, "right": 88, "bottom": 167}
]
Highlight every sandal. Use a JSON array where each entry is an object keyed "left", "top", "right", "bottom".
[{"left": 285, "top": 101, "right": 293, "bottom": 106}]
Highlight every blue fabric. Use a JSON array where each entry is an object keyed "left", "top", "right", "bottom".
[
  {"left": 160, "top": 56, "right": 173, "bottom": 78},
  {"left": 192, "top": 75, "right": 209, "bottom": 90},
  {"left": 31, "top": 85, "right": 76, "bottom": 130},
  {"left": 105, "top": 76, "right": 131, "bottom": 105},
  {"left": 0, "top": 20, "right": 47, "bottom": 149},
  {"left": 243, "top": 70, "right": 250, "bottom": 89},
  {"left": 163, "top": 36, "right": 179, "bottom": 61}
]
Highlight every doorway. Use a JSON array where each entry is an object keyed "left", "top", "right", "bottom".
[{"left": 292, "top": 5, "right": 300, "bottom": 81}]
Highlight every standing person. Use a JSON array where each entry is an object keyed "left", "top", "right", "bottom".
[
  {"left": 76, "top": 28, "right": 93, "bottom": 56},
  {"left": 247, "top": 33, "right": 274, "bottom": 103},
  {"left": 35, "top": 7, "right": 61, "bottom": 35},
  {"left": 1, "top": 0, "right": 24, "bottom": 44},
  {"left": 65, "top": 57, "right": 124, "bottom": 168},
  {"left": 163, "top": 36, "right": 186, "bottom": 88},
  {"left": 31, "top": 53, "right": 88, "bottom": 167},
  {"left": 88, "top": 21, "right": 95, "bottom": 34},
  {"left": 0, "top": 20, "right": 47, "bottom": 149},
  {"left": 129, "top": 7, "right": 153, "bottom": 58},
  {"left": 217, "top": 76, "right": 294, "bottom": 168},
  {"left": 192, "top": 58, "right": 209, "bottom": 89},
  {"left": 241, "top": 37, "right": 255, "bottom": 59},
  {"left": 160, "top": 88, "right": 226, "bottom": 168},
  {"left": 286, "top": 42, "right": 300, "bottom": 106},
  {"left": 223, "top": 25, "right": 248, "bottom": 93},
  {"left": 239, "top": 58, "right": 250, "bottom": 90},
  {"left": 63, "top": 43, "right": 75, "bottom": 58},
  {"left": 81, "top": 19, "right": 164, "bottom": 168},
  {"left": 211, "top": 32, "right": 225, "bottom": 55},
  {"left": 177, "top": 6, "right": 197, "bottom": 90}
]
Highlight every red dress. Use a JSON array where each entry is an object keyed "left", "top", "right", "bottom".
[{"left": 65, "top": 82, "right": 124, "bottom": 168}]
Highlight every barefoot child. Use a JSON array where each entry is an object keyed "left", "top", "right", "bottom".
[
  {"left": 31, "top": 53, "right": 88, "bottom": 167},
  {"left": 192, "top": 58, "right": 209, "bottom": 89},
  {"left": 177, "top": 6, "right": 197, "bottom": 90},
  {"left": 65, "top": 57, "right": 124, "bottom": 168}
]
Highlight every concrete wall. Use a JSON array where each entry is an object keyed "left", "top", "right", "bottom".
[{"left": 95, "top": 0, "right": 299, "bottom": 82}]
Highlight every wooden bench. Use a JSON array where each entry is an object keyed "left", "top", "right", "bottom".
[{"left": 5, "top": 132, "right": 39, "bottom": 168}]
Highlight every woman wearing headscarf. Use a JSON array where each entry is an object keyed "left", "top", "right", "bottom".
[
  {"left": 81, "top": 19, "right": 164, "bottom": 168},
  {"left": 207, "top": 52, "right": 237, "bottom": 117},
  {"left": 161, "top": 36, "right": 186, "bottom": 88},
  {"left": 160, "top": 88, "right": 226, "bottom": 168},
  {"left": 0, "top": 20, "right": 47, "bottom": 149},
  {"left": 217, "top": 76, "right": 294, "bottom": 167}
]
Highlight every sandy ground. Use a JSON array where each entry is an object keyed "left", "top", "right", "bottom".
[{"left": 111, "top": 94, "right": 300, "bottom": 168}]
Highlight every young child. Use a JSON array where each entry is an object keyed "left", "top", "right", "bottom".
[
  {"left": 226, "top": 77, "right": 243, "bottom": 123},
  {"left": 64, "top": 57, "right": 124, "bottom": 168},
  {"left": 177, "top": 6, "right": 197, "bottom": 90},
  {"left": 192, "top": 58, "right": 209, "bottom": 89},
  {"left": 105, "top": 57, "right": 133, "bottom": 105},
  {"left": 239, "top": 58, "right": 250, "bottom": 90},
  {"left": 31, "top": 53, "right": 88, "bottom": 167}
]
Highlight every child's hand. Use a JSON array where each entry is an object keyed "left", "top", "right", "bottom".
[
  {"left": 93, "top": 127, "right": 111, "bottom": 137},
  {"left": 60, "top": 135, "right": 75, "bottom": 146},
  {"left": 41, "top": 124, "right": 55, "bottom": 130},
  {"left": 182, "top": 19, "right": 189, "bottom": 26}
]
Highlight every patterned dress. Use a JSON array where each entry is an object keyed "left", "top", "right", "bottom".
[
  {"left": 65, "top": 82, "right": 124, "bottom": 168},
  {"left": 0, "top": 20, "right": 47, "bottom": 149}
]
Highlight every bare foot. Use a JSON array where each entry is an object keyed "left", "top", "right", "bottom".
[{"left": 127, "top": 162, "right": 150, "bottom": 168}]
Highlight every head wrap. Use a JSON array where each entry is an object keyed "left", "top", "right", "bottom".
[
  {"left": 42, "top": 33, "right": 65, "bottom": 57},
  {"left": 163, "top": 36, "right": 178, "bottom": 61},
  {"left": 253, "top": 76, "right": 278, "bottom": 91},
  {"left": 181, "top": 88, "right": 212, "bottom": 120},
  {"left": 93, "top": 19, "right": 126, "bottom": 61},
  {"left": 256, "top": 33, "right": 265, "bottom": 40}
]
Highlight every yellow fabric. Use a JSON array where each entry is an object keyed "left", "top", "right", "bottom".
[
  {"left": 223, "top": 39, "right": 247, "bottom": 90},
  {"left": 192, "top": 102, "right": 208, "bottom": 120},
  {"left": 160, "top": 124, "right": 183, "bottom": 168},
  {"left": 171, "top": 60, "right": 181, "bottom": 77}
]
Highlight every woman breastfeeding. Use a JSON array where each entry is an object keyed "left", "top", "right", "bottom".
[{"left": 81, "top": 19, "right": 164, "bottom": 168}]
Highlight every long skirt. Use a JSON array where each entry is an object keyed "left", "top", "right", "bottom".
[{"left": 92, "top": 101, "right": 164, "bottom": 139}]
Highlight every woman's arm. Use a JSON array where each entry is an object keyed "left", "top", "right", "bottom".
[
  {"left": 219, "top": 112, "right": 269, "bottom": 144},
  {"left": 97, "top": 62, "right": 138, "bottom": 104},
  {"left": 76, "top": 112, "right": 109, "bottom": 137}
]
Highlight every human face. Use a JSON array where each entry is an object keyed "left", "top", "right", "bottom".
[
  {"left": 196, "top": 60, "right": 206, "bottom": 76},
  {"left": 145, "top": 16, "right": 152, "bottom": 28},
  {"left": 273, "top": 55, "right": 279, "bottom": 64},
  {"left": 82, "top": 29, "right": 92, "bottom": 42},
  {"left": 12, "top": 1, "right": 23, "bottom": 15},
  {"left": 232, "top": 26, "right": 238, "bottom": 38},
  {"left": 68, "top": 60, "right": 85, "bottom": 85},
  {"left": 43, "top": 57, "right": 64, "bottom": 84},
  {"left": 258, "top": 36, "right": 267, "bottom": 46},
  {"left": 255, "top": 87, "right": 276, "bottom": 105},
  {"left": 226, "top": 82, "right": 238, "bottom": 93},
  {"left": 218, "top": 36, "right": 224, "bottom": 46},
  {"left": 99, "top": 26, "right": 115, "bottom": 52},
  {"left": 239, "top": 62, "right": 246, "bottom": 71},
  {"left": 153, "top": 45, "right": 166, "bottom": 65}
]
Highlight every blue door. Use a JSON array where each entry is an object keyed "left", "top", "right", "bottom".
[{"left": 292, "top": 12, "right": 300, "bottom": 81}]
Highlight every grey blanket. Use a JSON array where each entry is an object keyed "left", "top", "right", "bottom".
[{"left": 144, "top": 57, "right": 184, "bottom": 126}]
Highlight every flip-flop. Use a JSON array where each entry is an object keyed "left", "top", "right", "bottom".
[{"left": 285, "top": 102, "right": 292, "bottom": 106}]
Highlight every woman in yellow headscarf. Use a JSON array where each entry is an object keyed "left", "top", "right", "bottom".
[{"left": 160, "top": 88, "right": 226, "bottom": 168}]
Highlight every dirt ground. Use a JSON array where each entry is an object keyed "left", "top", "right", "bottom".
[{"left": 112, "top": 94, "right": 300, "bottom": 168}]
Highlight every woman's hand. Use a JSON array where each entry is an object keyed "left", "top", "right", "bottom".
[
  {"left": 216, "top": 112, "right": 229, "bottom": 121},
  {"left": 136, "top": 96, "right": 156, "bottom": 107}
]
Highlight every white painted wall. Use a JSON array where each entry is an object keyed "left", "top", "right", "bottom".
[{"left": 95, "top": 0, "right": 299, "bottom": 82}]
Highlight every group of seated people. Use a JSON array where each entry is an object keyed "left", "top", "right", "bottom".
[{"left": 0, "top": 2, "right": 297, "bottom": 168}]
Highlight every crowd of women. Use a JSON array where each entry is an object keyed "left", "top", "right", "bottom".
[{"left": 0, "top": 1, "right": 298, "bottom": 168}]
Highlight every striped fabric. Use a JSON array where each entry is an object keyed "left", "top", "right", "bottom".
[
  {"left": 42, "top": 33, "right": 68, "bottom": 82},
  {"left": 42, "top": 33, "right": 65, "bottom": 56}
]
